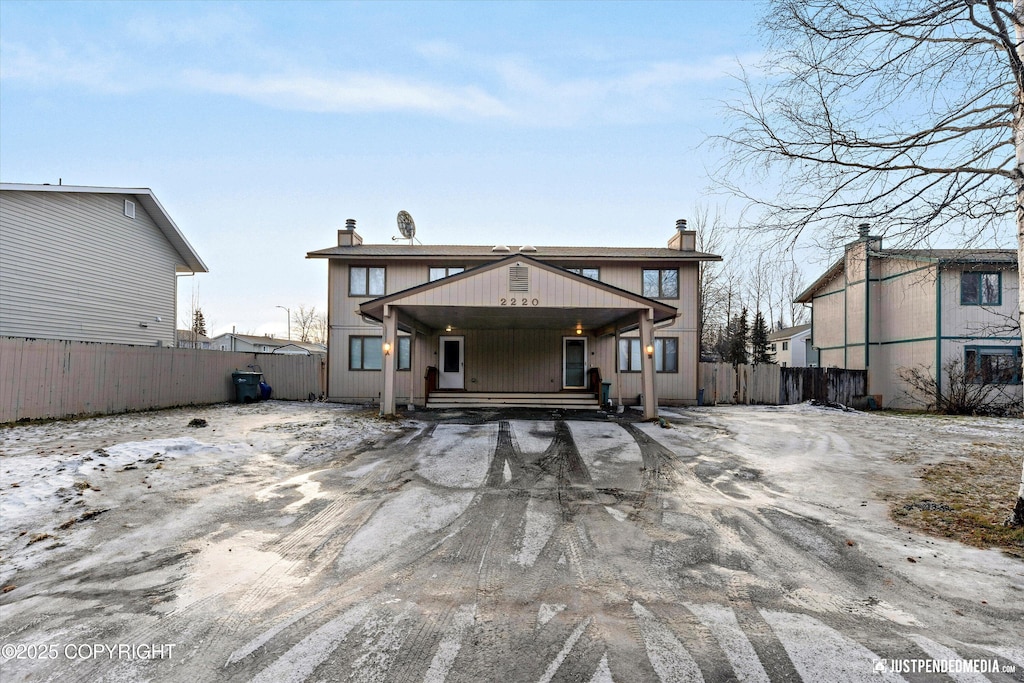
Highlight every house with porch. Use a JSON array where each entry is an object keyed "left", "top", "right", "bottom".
[
  {"left": 307, "top": 219, "right": 720, "bottom": 417},
  {"left": 796, "top": 227, "right": 1021, "bottom": 409}
]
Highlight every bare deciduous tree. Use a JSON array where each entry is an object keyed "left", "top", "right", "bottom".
[
  {"left": 717, "top": 0, "right": 1024, "bottom": 525},
  {"left": 293, "top": 305, "right": 321, "bottom": 343}
]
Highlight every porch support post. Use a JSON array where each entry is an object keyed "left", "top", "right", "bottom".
[
  {"left": 615, "top": 329, "right": 623, "bottom": 408},
  {"left": 639, "top": 311, "right": 658, "bottom": 419},
  {"left": 409, "top": 328, "right": 417, "bottom": 409},
  {"left": 381, "top": 308, "right": 398, "bottom": 416}
]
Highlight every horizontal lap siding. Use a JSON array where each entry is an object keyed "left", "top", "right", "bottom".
[
  {"left": 0, "top": 191, "right": 181, "bottom": 346},
  {"left": 0, "top": 337, "right": 323, "bottom": 422}
]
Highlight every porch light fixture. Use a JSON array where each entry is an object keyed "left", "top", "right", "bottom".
[
  {"left": 382, "top": 341, "right": 392, "bottom": 356},
  {"left": 575, "top": 324, "right": 583, "bottom": 335},
  {"left": 445, "top": 325, "right": 452, "bottom": 332},
  {"left": 645, "top": 343, "right": 654, "bottom": 358}
]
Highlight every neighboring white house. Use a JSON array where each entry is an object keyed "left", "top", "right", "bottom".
[
  {"left": 796, "top": 228, "right": 1020, "bottom": 409},
  {"left": 208, "top": 333, "right": 324, "bottom": 354},
  {"left": 768, "top": 324, "right": 812, "bottom": 367},
  {"left": 272, "top": 342, "right": 328, "bottom": 355},
  {"left": 0, "top": 183, "right": 207, "bottom": 347}
]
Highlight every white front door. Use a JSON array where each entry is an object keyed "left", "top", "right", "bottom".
[
  {"left": 438, "top": 336, "right": 465, "bottom": 389},
  {"left": 563, "top": 337, "right": 587, "bottom": 389}
]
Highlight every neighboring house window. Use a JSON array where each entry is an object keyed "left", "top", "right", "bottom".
[
  {"left": 350, "top": 336, "right": 383, "bottom": 370},
  {"left": 771, "top": 343, "right": 777, "bottom": 352},
  {"left": 782, "top": 341, "right": 789, "bottom": 351},
  {"left": 567, "top": 268, "right": 600, "bottom": 280},
  {"left": 397, "top": 337, "right": 411, "bottom": 371},
  {"left": 642, "top": 269, "right": 679, "bottom": 298},
  {"left": 961, "top": 272, "right": 1000, "bottom": 306},
  {"left": 782, "top": 362, "right": 787, "bottom": 368},
  {"left": 429, "top": 266, "right": 464, "bottom": 281},
  {"left": 618, "top": 338, "right": 677, "bottom": 373},
  {"left": 964, "top": 346, "right": 1022, "bottom": 384},
  {"left": 350, "top": 266, "right": 386, "bottom": 296}
]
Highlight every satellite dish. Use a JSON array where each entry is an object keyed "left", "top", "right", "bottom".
[{"left": 397, "top": 210, "right": 416, "bottom": 240}]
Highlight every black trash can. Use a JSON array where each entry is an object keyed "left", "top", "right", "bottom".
[{"left": 232, "top": 371, "right": 262, "bottom": 403}]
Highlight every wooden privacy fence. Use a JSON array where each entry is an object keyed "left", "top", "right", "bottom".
[
  {"left": 0, "top": 337, "right": 325, "bottom": 423},
  {"left": 699, "top": 363, "right": 868, "bottom": 406}
]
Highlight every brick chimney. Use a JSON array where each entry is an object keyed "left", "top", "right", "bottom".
[
  {"left": 337, "top": 218, "right": 363, "bottom": 246},
  {"left": 667, "top": 218, "right": 696, "bottom": 251}
]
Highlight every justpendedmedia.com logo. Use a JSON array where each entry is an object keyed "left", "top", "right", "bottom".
[{"left": 875, "top": 658, "right": 1016, "bottom": 675}]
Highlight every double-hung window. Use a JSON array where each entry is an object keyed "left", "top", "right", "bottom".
[
  {"left": 964, "top": 346, "right": 1022, "bottom": 384},
  {"left": 349, "top": 336, "right": 383, "bottom": 370},
  {"left": 960, "top": 272, "right": 1000, "bottom": 306},
  {"left": 617, "top": 337, "right": 678, "bottom": 373},
  {"left": 350, "top": 266, "right": 386, "bottom": 297},
  {"left": 642, "top": 269, "right": 679, "bottom": 298}
]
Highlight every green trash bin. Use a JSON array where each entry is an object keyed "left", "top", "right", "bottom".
[
  {"left": 232, "top": 371, "right": 262, "bottom": 403},
  {"left": 601, "top": 381, "right": 611, "bottom": 407}
]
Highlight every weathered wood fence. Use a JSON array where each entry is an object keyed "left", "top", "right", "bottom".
[
  {"left": 699, "top": 363, "right": 868, "bottom": 406},
  {"left": 0, "top": 337, "right": 326, "bottom": 423}
]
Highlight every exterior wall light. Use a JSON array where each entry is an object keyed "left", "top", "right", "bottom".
[
  {"left": 645, "top": 344, "right": 654, "bottom": 358},
  {"left": 575, "top": 324, "right": 583, "bottom": 335},
  {"left": 382, "top": 341, "right": 392, "bottom": 356}
]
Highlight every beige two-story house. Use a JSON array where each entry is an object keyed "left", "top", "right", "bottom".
[
  {"left": 796, "top": 227, "right": 1021, "bottom": 409},
  {"left": 307, "top": 220, "right": 720, "bottom": 417}
]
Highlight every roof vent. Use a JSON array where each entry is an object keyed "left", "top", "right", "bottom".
[
  {"left": 345, "top": 218, "right": 357, "bottom": 230},
  {"left": 518, "top": 245, "right": 537, "bottom": 252},
  {"left": 676, "top": 218, "right": 687, "bottom": 230},
  {"left": 509, "top": 265, "right": 529, "bottom": 291},
  {"left": 492, "top": 245, "right": 510, "bottom": 252}
]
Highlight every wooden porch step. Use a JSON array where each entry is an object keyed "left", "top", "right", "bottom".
[{"left": 426, "top": 392, "right": 600, "bottom": 410}]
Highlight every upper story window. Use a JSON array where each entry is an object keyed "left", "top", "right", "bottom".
[
  {"left": 567, "top": 268, "right": 600, "bottom": 281},
  {"left": 782, "top": 341, "right": 789, "bottom": 351},
  {"left": 429, "top": 266, "right": 464, "bottom": 282},
  {"left": 642, "top": 268, "right": 679, "bottom": 299},
  {"left": 350, "top": 266, "right": 385, "bottom": 297},
  {"left": 961, "top": 271, "right": 1000, "bottom": 306}
]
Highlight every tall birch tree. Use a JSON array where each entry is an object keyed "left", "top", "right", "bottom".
[{"left": 718, "top": 0, "right": 1024, "bottom": 525}]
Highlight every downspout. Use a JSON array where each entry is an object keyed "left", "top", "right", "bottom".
[{"left": 935, "top": 267, "right": 943, "bottom": 402}]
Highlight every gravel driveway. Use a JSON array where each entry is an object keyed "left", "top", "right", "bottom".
[{"left": 1, "top": 401, "right": 1022, "bottom": 682}]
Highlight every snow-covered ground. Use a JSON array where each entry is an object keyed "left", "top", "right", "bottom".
[{"left": 0, "top": 401, "right": 1021, "bottom": 682}]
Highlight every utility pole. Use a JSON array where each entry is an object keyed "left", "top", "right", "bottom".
[{"left": 276, "top": 305, "right": 291, "bottom": 341}]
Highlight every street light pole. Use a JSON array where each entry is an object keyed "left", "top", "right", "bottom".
[{"left": 276, "top": 305, "right": 291, "bottom": 341}]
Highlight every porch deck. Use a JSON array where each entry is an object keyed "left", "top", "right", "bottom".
[{"left": 425, "top": 392, "right": 601, "bottom": 410}]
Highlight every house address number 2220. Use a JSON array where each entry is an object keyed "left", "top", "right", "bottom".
[{"left": 500, "top": 298, "right": 540, "bottom": 306}]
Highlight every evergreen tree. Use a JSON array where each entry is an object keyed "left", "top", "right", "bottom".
[
  {"left": 192, "top": 308, "right": 207, "bottom": 338},
  {"left": 750, "top": 310, "right": 774, "bottom": 365},
  {"left": 726, "top": 308, "right": 749, "bottom": 367}
]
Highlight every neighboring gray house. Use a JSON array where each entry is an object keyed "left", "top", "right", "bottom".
[
  {"left": 176, "top": 329, "right": 212, "bottom": 349},
  {"left": 0, "top": 183, "right": 207, "bottom": 346},
  {"left": 272, "top": 342, "right": 327, "bottom": 355}
]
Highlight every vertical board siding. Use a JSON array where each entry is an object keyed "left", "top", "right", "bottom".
[{"left": 0, "top": 337, "right": 324, "bottom": 423}]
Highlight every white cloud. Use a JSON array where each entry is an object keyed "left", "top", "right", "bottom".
[
  {"left": 0, "top": 40, "right": 132, "bottom": 93},
  {"left": 182, "top": 69, "right": 514, "bottom": 119}
]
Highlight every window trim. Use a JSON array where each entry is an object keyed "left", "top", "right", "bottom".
[
  {"left": 964, "top": 345, "right": 1022, "bottom": 385},
  {"left": 960, "top": 271, "right": 1001, "bottom": 306},
  {"left": 349, "top": 266, "right": 386, "bottom": 297},
  {"left": 349, "top": 335, "right": 383, "bottom": 371},
  {"left": 642, "top": 268, "right": 680, "bottom": 299}
]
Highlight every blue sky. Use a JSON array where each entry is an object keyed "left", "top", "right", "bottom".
[{"left": 1, "top": 1, "right": 764, "bottom": 337}]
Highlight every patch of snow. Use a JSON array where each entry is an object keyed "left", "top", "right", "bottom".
[
  {"left": 509, "top": 420, "right": 555, "bottom": 453},
  {"left": 684, "top": 602, "right": 770, "bottom": 683},
  {"left": 423, "top": 604, "right": 476, "bottom": 683},
  {"left": 631, "top": 602, "right": 704, "bottom": 682},
  {"left": 513, "top": 496, "right": 557, "bottom": 567},
  {"left": 537, "top": 603, "right": 566, "bottom": 626}
]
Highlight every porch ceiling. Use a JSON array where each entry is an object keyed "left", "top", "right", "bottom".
[{"left": 387, "top": 304, "right": 651, "bottom": 333}]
